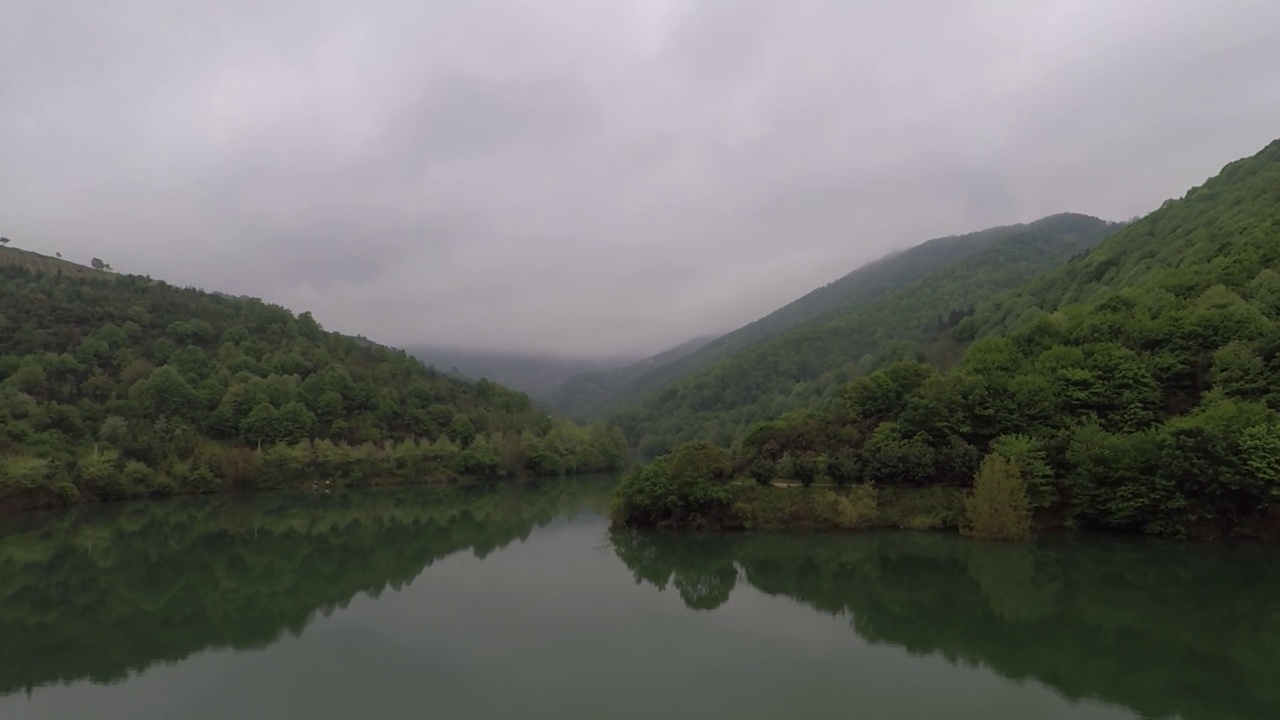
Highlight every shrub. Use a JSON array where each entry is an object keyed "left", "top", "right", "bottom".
[
  {"left": 219, "top": 447, "right": 262, "bottom": 488},
  {"left": 121, "top": 461, "right": 154, "bottom": 492},
  {"left": 815, "top": 485, "right": 879, "bottom": 529}
]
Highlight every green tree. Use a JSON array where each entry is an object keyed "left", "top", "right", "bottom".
[
  {"left": 240, "top": 402, "right": 281, "bottom": 447},
  {"left": 990, "top": 434, "right": 1055, "bottom": 509},
  {"left": 964, "top": 453, "right": 1032, "bottom": 541}
]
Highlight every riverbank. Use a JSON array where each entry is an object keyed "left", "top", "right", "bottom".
[
  {"left": 728, "top": 484, "right": 966, "bottom": 531},
  {"left": 0, "top": 462, "right": 625, "bottom": 515},
  {"left": 614, "top": 481, "right": 1280, "bottom": 540}
]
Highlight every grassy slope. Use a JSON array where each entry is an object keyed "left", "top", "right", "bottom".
[{"left": 0, "top": 246, "right": 102, "bottom": 278}]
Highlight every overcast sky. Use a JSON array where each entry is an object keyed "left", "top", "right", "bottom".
[{"left": 3, "top": 1, "right": 1279, "bottom": 357}]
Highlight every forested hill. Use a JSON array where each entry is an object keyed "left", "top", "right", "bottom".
[
  {"left": 596, "top": 214, "right": 1116, "bottom": 417},
  {"left": 0, "top": 251, "right": 627, "bottom": 509},
  {"left": 615, "top": 214, "right": 1119, "bottom": 455},
  {"left": 623, "top": 137, "right": 1280, "bottom": 539}
]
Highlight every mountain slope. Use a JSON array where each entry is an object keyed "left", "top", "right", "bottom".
[
  {"left": 599, "top": 214, "right": 1116, "bottom": 416},
  {"left": 548, "top": 334, "right": 717, "bottom": 420},
  {"left": 616, "top": 213, "right": 1119, "bottom": 455},
  {"left": 0, "top": 250, "right": 626, "bottom": 508},
  {"left": 959, "top": 140, "right": 1280, "bottom": 342},
  {"left": 630, "top": 137, "right": 1280, "bottom": 538}
]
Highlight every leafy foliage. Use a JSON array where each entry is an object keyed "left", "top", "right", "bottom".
[{"left": 610, "top": 441, "right": 734, "bottom": 528}]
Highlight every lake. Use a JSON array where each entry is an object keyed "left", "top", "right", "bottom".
[{"left": 1, "top": 474, "right": 1276, "bottom": 720}]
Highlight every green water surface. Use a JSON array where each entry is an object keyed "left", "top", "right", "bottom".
[{"left": 0, "top": 475, "right": 1275, "bottom": 719}]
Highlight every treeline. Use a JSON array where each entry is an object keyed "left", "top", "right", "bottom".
[
  {"left": 613, "top": 214, "right": 1119, "bottom": 457},
  {"left": 0, "top": 261, "right": 627, "bottom": 507},
  {"left": 615, "top": 138, "right": 1280, "bottom": 539}
]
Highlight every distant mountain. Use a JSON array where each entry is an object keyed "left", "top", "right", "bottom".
[
  {"left": 612, "top": 213, "right": 1121, "bottom": 455},
  {"left": 597, "top": 214, "right": 1118, "bottom": 417},
  {"left": 549, "top": 334, "right": 718, "bottom": 420},
  {"left": 404, "top": 347, "right": 640, "bottom": 400}
]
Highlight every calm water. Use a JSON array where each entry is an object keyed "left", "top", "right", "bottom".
[{"left": 1, "top": 475, "right": 1277, "bottom": 720}]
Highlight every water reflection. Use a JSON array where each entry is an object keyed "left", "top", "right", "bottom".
[
  {"left": 609, "top": 528, "right": 1280, "bottom": 720},
  {"left": 4, "top": 479, "right": 1278, "bottom": 720},
  {"left": 0, "top": 476, "right": 614, "bottom": 696}
]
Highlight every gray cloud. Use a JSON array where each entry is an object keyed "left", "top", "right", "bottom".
[{"left": 3, "top": 0, "right": 1280, "bottom": 356}]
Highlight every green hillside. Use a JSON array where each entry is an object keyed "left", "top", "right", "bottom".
[
  {"left": 615, "top": 138, "right": 1280, "bottom": 538},
  {"left": 615, "top": 214, "right": 1118, "bottom": 455},
  {"left": 596, "top": 214, "right": 1116, "bottom": 418},
  {"left": 0, "top": 252, "right": 626, "bottom": 509}
]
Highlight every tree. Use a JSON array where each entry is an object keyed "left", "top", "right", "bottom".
[
  {"left": 129, "top": 366, "right": 199, "bottom": 421},
  {"left": 964, "top": 453, "right": 1032, "bottom": 541},
  {"left": 990, "top": 434, "right": 1055, "bottom": 509},
  {"left": 0, "top": 237, "right": 9, "bottom": 246},
  {"left": 748, "top": 457, "right": 777, "bottom": 486},
  {"left": 792, "top": 453, "right": 819, "bottom": 487},
  {"left": 667, "top": 440, "right": 732, "bottom": 483},
  {"left": 91, "top": 258, "right": 106, "bottom": 271},
  {"left": 240, "top": 403, "right": 281, "bottom": 447}
]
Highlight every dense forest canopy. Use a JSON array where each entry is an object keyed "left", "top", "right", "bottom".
[
  {"left": 615, "top": 137, "right": 1280, "bottom": 539},
  {"left": 0, "top": 252, "right": 626, "bottom": 508},
  {"left": 614, "top": 213, "right": 1119, "bottom": 456}
]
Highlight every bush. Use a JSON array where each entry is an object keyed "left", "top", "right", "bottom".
[
  {"left": 793, "top": 454, "right": 819, "bottom": 487},
  {"left": 54, "top": 481, "right": 79, "bottom": 503},
  {"left": 188, "top": 465, "right": 221, "bottom": 494},
  {"left": 964, "top": 453, "right": 1032, "bottom": 541},
  {"left": 219, "top": 447, "right": 262, "bottom": 488},
  {"left": 814, "top": 485, "right": 879, "bottom": 529},
  {"left": 121, "top": 461, "right": 154, "bottom": 493}
]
